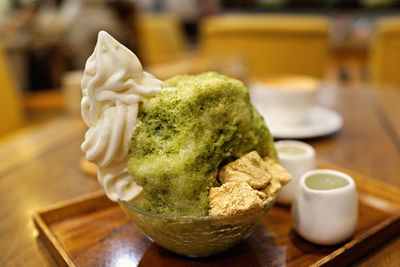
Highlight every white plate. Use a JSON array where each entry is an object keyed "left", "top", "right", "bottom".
[{"left": 259, "top": 105, "right": 343, "bottom": 139}]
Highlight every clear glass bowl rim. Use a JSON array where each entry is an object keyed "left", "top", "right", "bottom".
[{"left": 119, "top": 196, "right": 276, "bottom": 221}]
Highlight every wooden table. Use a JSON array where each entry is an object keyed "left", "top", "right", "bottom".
[{"left": 0, "top": 87, "right": 399, "bottom": 266}]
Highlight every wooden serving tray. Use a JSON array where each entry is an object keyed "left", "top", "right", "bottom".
[{"left": 34, "top": 162, "right": 400, "bottom": 267}]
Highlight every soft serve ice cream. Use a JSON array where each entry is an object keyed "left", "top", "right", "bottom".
[{"left": 81, "top": 31, "right": 164, "bottom": 202}]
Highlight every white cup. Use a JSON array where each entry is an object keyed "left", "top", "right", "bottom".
[
  {"left": 250, "top": 76, "right": 319, "bottom": 126},
  {"left": 275, "top": 140, "right": 316, "bottom": 205},
  {"left": 291, "top": 169, "right": 358, "bottom": 246}
]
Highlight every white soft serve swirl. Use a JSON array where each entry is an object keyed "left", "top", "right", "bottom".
[{"left": 81, "top": 31, "right": 164, "bottom": 201}]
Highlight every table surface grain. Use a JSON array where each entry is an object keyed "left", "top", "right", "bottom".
[{"left": 0, "top": 87, "right": 399, "bottom": 267}]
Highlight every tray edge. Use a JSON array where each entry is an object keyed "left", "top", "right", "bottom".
[
  {"left": 33, "top": 190, "right": 112, "bottom": 267},
  {"left": 34, "top": 213, "right": 76, "bottom": 267},
  {"left": 313, "top": 213, "right": 400, "bottom": 267}
]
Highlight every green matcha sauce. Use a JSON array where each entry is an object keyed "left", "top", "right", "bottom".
[
  {"left": 305, "top": 174, "right": 349, "bottom": 190},
  {"left": 277, "top": 145, "right": 306, "bottom": 155},
  {"left": 128, "top": 72, "right": 277, "bottom": 216}
]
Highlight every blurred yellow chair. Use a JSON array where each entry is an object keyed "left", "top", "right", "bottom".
[
  {"left": 200, "top": 14, "right": 330, "bottom": 79},
  {"left": 137, "top": 13, "right": 187, "bottom": 65},
  {"left": 0, "top": 44, "right": 24, "bottom": 136},
  {"left": 370, "top": 16, "right": 400, "bottom": 89}
]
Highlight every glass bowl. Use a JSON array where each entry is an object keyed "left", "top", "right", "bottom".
[{"left": 119, "top": 196, "right": 277, "bottom": 257}]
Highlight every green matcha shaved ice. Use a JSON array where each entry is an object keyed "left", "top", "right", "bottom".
[{"left": 128, "top": 72, "right": 277, "bottom": 216}]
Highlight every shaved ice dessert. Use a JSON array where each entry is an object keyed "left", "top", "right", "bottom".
[{"left": 80, "top": 31, "right": 291, "bottom": 256}]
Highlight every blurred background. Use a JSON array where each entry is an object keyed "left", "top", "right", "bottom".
[{"left": 0, "top": 0, "right": 399, "bottom": 137}]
